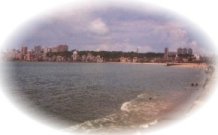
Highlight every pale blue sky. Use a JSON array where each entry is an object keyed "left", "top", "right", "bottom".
[{"left": 8, "top": 6, "right": 213, "bottom": 54}]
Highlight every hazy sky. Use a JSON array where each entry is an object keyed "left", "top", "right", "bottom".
[{"left": 9, "top": 6, "right": 213, "bottom": 54}]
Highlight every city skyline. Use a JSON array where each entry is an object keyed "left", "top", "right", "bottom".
[
  {"left": 7, "top": 6, "right": 214, "bottom": 55},
  {"left": 5, "top": 43, "right": 205, "bottom": 64},
  {"left": 6, "top": 44, "right": 194, "bottom": 54}
]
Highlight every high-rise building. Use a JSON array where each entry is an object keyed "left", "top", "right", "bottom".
[
  {"left": 164, "top": 48, "right": 168, "bottom": 60},
  {"left": 188, "top": 48, "right": 193, "bottom": 55},
  {"left": 21, "top": 46, "right": 28, "bottom": 60},
  {"left": 21, "top": 46, "right": 28, "bottom": 55},
  {"left": 182, "top": 48, "right": 187, "bottom": 54},
  {"left": 177, "top": 48, "right": 183, "bottom": 55},
  {"left": 34, "top": 45, "right": 42, "bottom": 54},
  {"left": 177, "top": 48, "right": 192, "bottom": 55}
]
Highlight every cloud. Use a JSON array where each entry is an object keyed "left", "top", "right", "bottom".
[
  {"left": 137, "top": 45, "right": 153, "bottom": 52},
  {"left": 10, "top": 6, "right": 212, "bottom": 55},
  {"left": 89, "top": 18, "right": 109, "bottom": 35},
  {"left": 188, "top": 40, "right": 210, "bottom": 55},
  {"left": 94, "top": 42, "right": 153, "bottom": 52}
]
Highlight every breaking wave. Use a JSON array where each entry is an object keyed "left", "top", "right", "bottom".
[{"left": 68, "top": 90, "right": 192, "bottom": 134}]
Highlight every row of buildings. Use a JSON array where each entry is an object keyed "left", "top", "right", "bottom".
[
  {"left": 71, "top": 51, "right": 104, "bottom": 63},
  {"left": 3, "top": 44, "right": 204, "bottom": 63},
  {"left": 5, "top": 44, "right": 69, "bottom": 61},
  {"left": 164, "top": 47, "right": 202, "bottom": 63},
  {"left": 164, "top": 47, "right": 193, "bottom": 59},
  {"left": 119, "top": 48, "right": 200, "bottom": 63},
  {"left": 3, "top": 44, "right": 105, "bottom": 63}
]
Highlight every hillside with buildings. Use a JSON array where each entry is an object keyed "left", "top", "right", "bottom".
[{"left": 2, "top": 45, "right": 209, "bottom": 64}]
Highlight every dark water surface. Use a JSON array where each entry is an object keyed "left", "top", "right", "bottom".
[{"left": 5, "top": 62, "right": 206, "bottom": 128}]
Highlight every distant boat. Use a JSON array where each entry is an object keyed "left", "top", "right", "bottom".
[{"left": 166, "top": 63, "right": 179, "bottom": 66}]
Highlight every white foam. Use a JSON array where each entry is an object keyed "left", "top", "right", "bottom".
[
  {"left": 137, "top": 94, "right": 147, "bottom": 98},
  {"left": 120, "top": 101, "right": 131, "bottom": 112},
  {"left": 139, "top": 119, "right": 158, "bottom": 129},
  {"left": 149, "top": 119, "right": 158, "bottom": 126},
  {"left": 140, "top": 124, "right": 149, "bottom": 128}
]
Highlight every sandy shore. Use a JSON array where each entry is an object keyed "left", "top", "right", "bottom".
[
  {"left": 167, "top": 63, "right": 208, "bottom": 69},
  {"left": 107, "top": 62, "right": 208, "bottom": 69},
  {"left": 107, "top": 62, "right": 165, "bottom": 65}
]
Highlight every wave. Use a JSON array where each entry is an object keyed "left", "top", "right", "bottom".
[
  {"left": 68, "top": 92, "right": 184, "bottom": 134},
  {"left": 67, "top": 69, "right": 212, "bottom": 134}
]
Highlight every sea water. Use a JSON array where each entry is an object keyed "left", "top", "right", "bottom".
[{"left": 4, "top": 62, "right": 207, "bottom": 130}]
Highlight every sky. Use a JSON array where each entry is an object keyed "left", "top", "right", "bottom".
[{"left": 8, "top": 6, "right": 214, "bottom": 55}]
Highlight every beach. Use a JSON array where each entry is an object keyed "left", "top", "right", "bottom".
[
  {"left": 108, "top": 62, "right": 209, "bottom": 70},
  {"left": 166, "top": 63, "right": 208, "bottom": 69}
]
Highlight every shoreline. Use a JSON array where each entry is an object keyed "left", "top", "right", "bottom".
[
  {"left": 107, "top": 62, "right": 166, "bottom": 65},
  {"left": 69, "top": 89, "right": 200, "bottom": 133},
  {"left": 104, "top": 62, "right": 209, "bottom": 69},
  {"left": 4, "top": 60, "right": 209, "bottom": 69},
  {"left": 166, "top": 63, "right": 208, "bottom": 69}
]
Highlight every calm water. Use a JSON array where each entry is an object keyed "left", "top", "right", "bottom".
[{"left": 5, "top": 62, "right": 206, "bottom": 128}]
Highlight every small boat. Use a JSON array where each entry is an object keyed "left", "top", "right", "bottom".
[{"left": 166, "top": 63, "right": 178, "bottom": 66}]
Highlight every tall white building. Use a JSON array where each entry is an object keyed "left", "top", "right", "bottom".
[{"left": 72, "top": 50, "right": 78, "bottom": 61}]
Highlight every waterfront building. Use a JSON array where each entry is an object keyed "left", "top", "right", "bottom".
[
  {"left": 86, "top": 53, "right": 94, "bottom": 62},
  {"left": 43, "top": 48, "right": 52, "bottom": 54},
  {"left": 182, "top": 58, "right": 189, "bottom": 62},
  {"left": 51, "top": 55, "right": 57, "bottom": 61},
  {"left": 133, "top": 57, "right": 138, "bottom": 63},
  {"left": 21, "top": 46, "right": 28, "bottom": 60},
  {"left": 81, "top": 55, "right": 87, "bottom": 62},
  {"left": 34, "top": 45, "right": 43, "bottom": 61},
  {"left": 57, "top": 44, "right": 68, "bottom": 52},
  {"left": 96, "top": 55, "right": 103, "bottom": 63},
  {"left": 120, "top": 56, "right": 127, "bottom": 63},
  {"left": 56, "top": 55, "right": 64, "bottom": 62},
  {"left": 42, "top": 54, "right": 48, "bottom": 61},
  {"left": 194, "top": 54, "right": 201, "bottom": 61},
  {"left": 42, "top": 47, "right": 51, "bottom": 61},
  {"left": 51, "top": 47, "right": 58, "bottom": 53},
  {"left": 72, "top": 50, "right": 79, "bottom": 61},
  {"left": 26, "top": 51, "right": 34, "bottom": 61},
  {"left": 126, "top": 58, "right": 132, "bottom": 63},
  {"left": 15, "top": 52, "right": 22, "bottom": 60},
  {"left": 34, "top": 45, "right": 42, "bottom": 54},
  {"left": 21, "top": 46, "right": 28, "bottom": 55}
]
